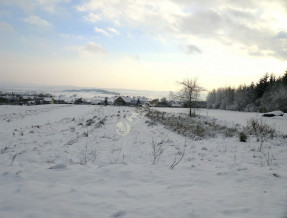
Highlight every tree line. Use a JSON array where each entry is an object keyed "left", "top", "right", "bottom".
[{"left": 206, "top": 71, "right": 287, "bottom": 112}]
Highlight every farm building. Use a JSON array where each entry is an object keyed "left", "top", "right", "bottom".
[{"left": 114, "top": 96, "right": 132, "bottom": 106}]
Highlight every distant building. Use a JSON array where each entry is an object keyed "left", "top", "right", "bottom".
[
  {"left": 43, "top": 97, "right": 55, "bottom": 104},
  {"left": 54, "top": 96, "right": 66, "bottom": 104},
  {"left": 114, "top": 96, "right": 132, "bottom": 106},
  {"left": 170, "top": 101, "right": 181, "bottom": 107}
]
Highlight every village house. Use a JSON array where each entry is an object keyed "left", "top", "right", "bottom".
[
  {"left": 43, "top": 97, "right": 55, "bottom": 104},
  {"left": 54, "top": 96, "right": 66, "bottom": 104},
  {"left": 114, "top": 96, "right": 132, "bottom": 106},
  {"left": 113, "top": 96, "right": 149, "bottom": 106},
  {"left": 169, "top": 101, "right": 182, "bottom": 107}
]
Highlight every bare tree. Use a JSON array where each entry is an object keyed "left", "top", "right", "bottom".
[{"left": 175, "top": 79, "right": 205, "bottom": 117}]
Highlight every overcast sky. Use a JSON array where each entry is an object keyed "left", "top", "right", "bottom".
[{"left": 0, "top": 0, "right": 287, "bottom": 91}]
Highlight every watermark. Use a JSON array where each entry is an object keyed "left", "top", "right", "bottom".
[
  {"left": 116, "top": 107, "right": 146, "bottom": 136},
  {"left": 116, "top": 121, "right": 131, "bottom": 136}
]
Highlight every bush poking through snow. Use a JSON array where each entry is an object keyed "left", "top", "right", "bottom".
[
  {"left": 10, "top": 153, "right": 17, "bottom": 166},
  {"left": 259, "top": 150, "right": 274, "bottom": 167},
  {"left": 86, "top": 118, "right": 94, "bottom": 126},
  {"left": 95, "top": 117, "right": 107, "bottom": 128},
  {"left": 1, "top": 146, "right": 9, "bottom": 154},
  {"left": 144, "top": 107, "right": 239, "bottom": 140},
  {"left": 244, "top": 118, "right": 276, "bottom": 152},
  {"left": 170, "top": 149, "right": 185, "bottom": 169},
  {"left": 239, "top": 132, "right": 247, "bottom": 142},
  {"left": 112, "top": 144, "right": 124, "bottom": 164},
  {"left": 245, "top": 118, "right": 275, "bottom": 139},
  {"left": 80, "top": 144, "right": 97, "bottom": 165},
  {"left": 150, "top": 138, "right": 165, "bottom": 165},
  {"left": 244, "top": 118, "right": 278, "bottom": 165}
]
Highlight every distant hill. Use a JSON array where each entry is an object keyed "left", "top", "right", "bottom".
[{"left": 63, "top": 89, "right": 120, "bottom": 95}]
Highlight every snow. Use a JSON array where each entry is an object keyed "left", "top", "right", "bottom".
[
  {"left": 263, "top": 111, "right": 284, "bottom": 117},
  {"left": 0, "top": 105, "right": 287, "bottom": 218}
]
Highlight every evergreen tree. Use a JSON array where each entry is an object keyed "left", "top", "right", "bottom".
[{"left": 206, "top": 71, "right": 287, "bottom": 112}]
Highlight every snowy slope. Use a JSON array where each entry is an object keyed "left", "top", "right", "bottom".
[{"left": 0, "top": 105, "right": 287, "bottom": 218}]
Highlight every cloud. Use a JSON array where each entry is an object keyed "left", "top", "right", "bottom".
[
  {"left": 94, "top": 27, "right": 120, "bottom": 37},
  {"left": 76, "top": 0, "right": 184, "bottom": 30},
  {"left": 216, "top": 8, "right": 287, "bottom": 59},
  {"left": 0, "top": 21, "right": 15, "bottom": 41},
  {"left": 171, "top": 0, "right": 259, "bottom": 9},
  {"left": 77, "top": 0, "right": 287, "bottom": 60},
  {"left": 0, "top": 10, "right": 11, "bottom": 17},
  {"left": 276, "top": 31, "right": 287, "bottom": 39},
  {"left": 77, "top": 42, "right": 108, "bottom": 59},
  {"left": 94, "top": 27, "right": 110, "bottom": 37},
  {"left": 84, "top": 12, "right": 102, "bottom": 23},
  {"left": 178, "top": 44, "right": 202, "bottom": 55},
  {"left": 0, "top": 0, "right": 37, "bottom": 12},
  {"left": 59, "top": 33, "right": 83, "bottom": 40},
  {"left": 0, "top": 22, "right": 14, "bottom": 33},
  {"left": 23, "top": 15, "right": 53, "bottom": 28},
  {"left": 121, "top": 54, "right": 140, "bottom": 62},
  {"left": 83, "top": 42, "right": 107, "bottom": 55},
  {"left": 108, "top": 27, "right": 120, "bottom": 35},
  {"left": 37, "top": 0, "right": 71, "bottom": 14},
  {"left": 186, "top": 45, "right": 202, "bottom": 54},
  {"left": 179, "top": 10, "right": 223, "bottom": 36},
  {"left": 1, "top": 0, "right": 70, "bottom": 14}
]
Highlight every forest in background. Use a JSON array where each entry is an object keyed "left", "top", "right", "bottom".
[{"left": 206, "top": 71, "right": 287, "bottom": 112}]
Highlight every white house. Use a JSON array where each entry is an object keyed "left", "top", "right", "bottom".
[{"left": 170, "top": 101, "right": 181, "bottom": 107}]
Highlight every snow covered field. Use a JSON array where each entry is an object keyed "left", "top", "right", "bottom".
[{"left": 0, "top": 105, "right": 287, "bottom": 218}]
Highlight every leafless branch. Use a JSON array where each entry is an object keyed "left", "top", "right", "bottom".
[{"left": 170, "top": 149, "right": 185, "bottom": 169}]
